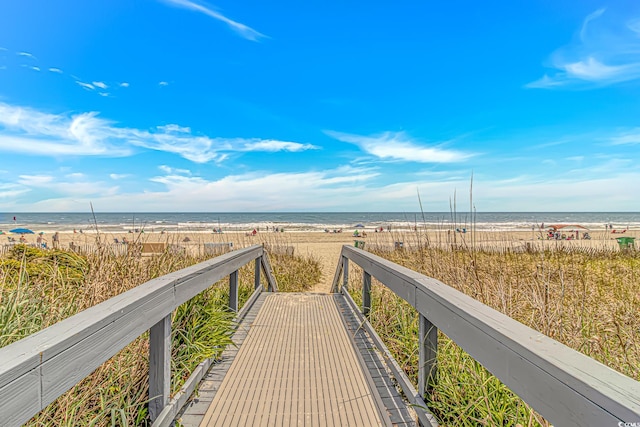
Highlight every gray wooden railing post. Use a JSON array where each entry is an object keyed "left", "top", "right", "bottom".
[
  {"left": 229, "top": 270, "right": 238, "bottom": 312},
  {"left": 149, "top": 314, "right": 171, "bottom": 422},
  {"left": 362, "top": 271, "right": 371, "bottom": 317},
  {"left": 342, "top": 257, "right": 349, "bottom": 291},
  {"left": 255, "top": 257, "right": 261, "bottom": 290},
  {"left": 418, "top": 314, "right": 438, "bottom": 398}
]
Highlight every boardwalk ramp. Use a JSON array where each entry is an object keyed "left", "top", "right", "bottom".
[{"left": 178, "top": 293, "right": 416, "bottom": 426}]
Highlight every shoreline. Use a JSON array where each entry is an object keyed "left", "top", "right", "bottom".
[{"left": 2, "top": 212, "right": 638, "bottom": 235}]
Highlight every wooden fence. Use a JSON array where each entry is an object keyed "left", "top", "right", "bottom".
[
  {"left": 0, "top": 245, "right": 277, "bottom": 427},
  {"left": 332, "top": 245, "right": 640, "bottom": 427}
]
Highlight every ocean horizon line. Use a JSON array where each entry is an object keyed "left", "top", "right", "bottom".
[{"left": 2, "top": 210, "right": 639, "bottom": 214}]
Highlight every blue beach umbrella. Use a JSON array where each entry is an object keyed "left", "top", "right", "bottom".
[
  {"left": 354, "top": 224, "right": 365, "bottom": 228},
  {"left": 10, "top": 228, "right": 35, "bottom": 234}
]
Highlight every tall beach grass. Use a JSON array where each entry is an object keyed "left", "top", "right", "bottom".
[
  {"left": 349, "top": 230, "right": 639, "bottom": 426},
  {"left": 0, "top": 239, "right": 321, "bottom": 426}
]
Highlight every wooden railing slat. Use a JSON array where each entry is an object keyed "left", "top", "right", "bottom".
[
  {"left": 0, "top": 368, "right": 40, "bottom": 427},
  {"left": 149, "top": 315, "right": 172, "bottom": 422},
  {"left": 259, "top": 251, "right": 278, "bottom": 292},
  {"left": 229, "top": 271, "right": 238, "bottom": 312}
]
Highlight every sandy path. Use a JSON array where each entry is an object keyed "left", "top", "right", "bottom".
[{"left": 290, "top": 241, "right": 344, "bottom": 293}]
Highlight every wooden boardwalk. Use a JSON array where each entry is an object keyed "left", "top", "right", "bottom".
[
  {"left": 4, "top": 244, "right": 634, "bottom": 427},
  {"left": 196, "top": 293, "right": 390, "bottom": 426}
]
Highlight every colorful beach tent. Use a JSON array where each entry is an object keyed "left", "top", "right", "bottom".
[
  {"left": 10, "top": 228, "right": 35, "bottom": 234},
  {"left": 547, "top": 224, "right": 588, "bottom": 231}
]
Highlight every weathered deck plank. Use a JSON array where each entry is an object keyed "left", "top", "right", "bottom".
[{"left": 198, "top": 293, "right": 388, "bottom": 426}]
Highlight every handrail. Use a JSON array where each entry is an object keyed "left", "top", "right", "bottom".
[
  {"left": 332, "top": 245, "right": 640, "bottom": 427},
  {"left": 0, "top": 244, "right": 278, "bottom": 427}
]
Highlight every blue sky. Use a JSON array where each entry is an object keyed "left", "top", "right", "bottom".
[{"left": 0, "top": 0, "right": 639, "bottom": 212}]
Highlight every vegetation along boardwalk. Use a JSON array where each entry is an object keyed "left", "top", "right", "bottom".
[{"left": 0, "top": 244, "right": 639, "bottom": 426}]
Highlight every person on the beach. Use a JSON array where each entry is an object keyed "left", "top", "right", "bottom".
[{"left": 52, "top": 232, "right": 59, "bottom": 249}]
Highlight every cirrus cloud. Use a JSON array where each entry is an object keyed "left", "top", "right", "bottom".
[
  {"left": 527, "top": 8, "right": 640, "bottom": 88},
  {"left": 0, "top": 102, "right": 320, "bottom": 163},
  {"left": 325, "top": 130, "right": 473, "bottom": 163},
  {"left": 160, "top": 0, "right": 266, "bottom": 42},
  {"left": 17, "top": 51, "right": 36, "bottom": 60},
  {"left": 242, "top": 140, "right": 320, "bottom": 152}
]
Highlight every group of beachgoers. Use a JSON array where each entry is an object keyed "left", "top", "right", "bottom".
[
  {"left": 4, "top": 231, "right": 61, "bottom": 249},
  {"left": 243, "top": 226, "right": 285, "bottom": 236},
  {"left": 546, "top": 230, "right": 591, "bottom": 240}
]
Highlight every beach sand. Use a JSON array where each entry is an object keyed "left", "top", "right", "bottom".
[{"left": 8, "top": 228, "right": 636, "bottom": 293}]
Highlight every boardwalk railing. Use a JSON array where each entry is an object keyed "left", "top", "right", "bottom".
[
  {"left": 331, "top": 245, "right": 640, "bottom": 427},
  {"left": 0, "top": 244, "right": 277, "bottom": 427}
]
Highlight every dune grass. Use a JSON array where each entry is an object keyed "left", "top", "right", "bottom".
[
  {"left": 348, "top": 233, "right": 640, "bottom": 426},
  {"left": 0, "top": 241, "right": 321, "bottom": 426}
]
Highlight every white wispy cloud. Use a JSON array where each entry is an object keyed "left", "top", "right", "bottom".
[
  {"left": 109, "top": 173, "right": 130, "bottom": 180},
  {"left": 242, "top": 140, "right": 320, "bottom": 152},
  {"left": 0, "top": 47, "right": 7, "bottom": 51},
  {"left": 18, "top": 175, "right": 54, "bottom": 186},
  {"left": 6, "top": 166, "right": 380, "bottom": 211},
  {"left": 158, "top": 124, "right": 191, "bottom": 133},
  {"left": 0, "top": 183, "right": 30, "bottom": 199},
  {"left": 0, "top": 66, "right": 7, "bottom": 70},
  {"left": 609, "top": 129, "right": 640, "bottom": 145},
  {"left": 122, "top": 129, "right": 228, "bottom": 162},
  {"left": 20, "top": 64, "right": 40, "bottom": 71},
  {"left": 0, "top": 102, "right": 318, "bottom": 163},
  {"left": 159, "top": 81, "right": 169, "bottom": 86},
  {"left": 76, "top": 81, "right": 95, "bottom": 91},
  {"left": 527, "top": 8, "right": 640, "bottom": 88},
  {"left": 326, "top": 130, "right": 472, "bottom": 163},
  {"left": 17, "top": 51, "right": 36, "bottom": 60},
  {"left": 159, "top": 165, "right": 192, "bottom": 175},
  {"left": 0, "top": 103, "right": 131, "bottom": 157},
  {"left": 17, "top": 174, "right": 118, "bottom": 197},
  {"left": 124, "top": 131, "right": 318, "bottom": 162},
  {"left": 120, "top": 82, "right": 130, "bottom": 87},
  {"left": 48, "top": 67, "right": 63, "bottom": 74},
  {"left": 144, "top": 166, "right": 380, "bottom": 210},
  {"left": 160, "top": 0, "right": 265, "bottom": 41},
  {"left": 74, "top": 80, "right": 114, "bottom": 96},
  {"left": 26, "top": 167, "right": 640, "bottom": 212}
]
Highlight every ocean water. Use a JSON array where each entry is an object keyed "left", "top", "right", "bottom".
[{"left": 0, "top": 212, "right": 638, "bottom": 233}]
